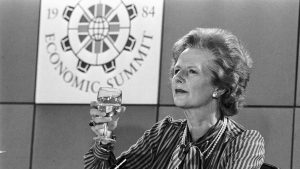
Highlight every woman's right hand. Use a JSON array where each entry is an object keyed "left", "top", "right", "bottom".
[{"left": 89, "top": 101, "right": 126, "bottom": 144}]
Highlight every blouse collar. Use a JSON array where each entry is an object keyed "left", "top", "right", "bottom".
[{"left": 181, "top": 117, "right": 226, "bottom": 146}]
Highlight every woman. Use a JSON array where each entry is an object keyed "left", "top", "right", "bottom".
[{"left": 84, "top": 28, "right": 265, "bottom": 169}]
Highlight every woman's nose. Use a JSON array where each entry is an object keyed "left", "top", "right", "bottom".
[{"left": 174, "top": 70, "right": 186, "bottom": 83}]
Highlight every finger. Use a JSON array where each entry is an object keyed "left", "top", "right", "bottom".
[
  {"left": 90, "top": 110, "right": 100, "bottom": 120},
  {"left": 100, "top": 138, "right": 116, "bottom": 144},
  {"left": 115, "top": 106, "right": 126, "bottom": 113},
  {"left": 90, "top": 101, "right": 98, "bottom": 109},
  {"left": 89, "top": 120, "right": 105, "bottom": 127},
  {"left": 93, "top": 136, "right": 116, "bottom": 144},
  {"left": 90, "top": 118, "right": 117, "bottom": 131},
  {"left": 94, "top": 116, "right": 112, "bottom": 123},
  {"left": 90, "top": 108, "right": 106, "bottom": 117}
]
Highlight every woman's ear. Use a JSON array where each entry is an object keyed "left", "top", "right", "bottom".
[{"left": 212, "top": 88, "right": 226, "bottom": 99}]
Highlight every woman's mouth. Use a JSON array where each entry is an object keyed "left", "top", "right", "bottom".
[{"left": 175, "top": 89, "right": 188, "bottom": 94}]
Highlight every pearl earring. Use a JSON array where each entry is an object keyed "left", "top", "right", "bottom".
[{"left": 212, "top": 91, "right": 218, "bottom": 99}]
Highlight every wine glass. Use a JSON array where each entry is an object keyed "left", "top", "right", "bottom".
[{"left": 96, "top": 87, "right": 122, "bottom": 138}]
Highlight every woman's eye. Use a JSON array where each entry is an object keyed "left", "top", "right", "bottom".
[
  {"left": 174, "top": 69, "right": 179, "bottom": 74},
  {"left": 189, "top": 69, "right": 197, "bottom": 74}
]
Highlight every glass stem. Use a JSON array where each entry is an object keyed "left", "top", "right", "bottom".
[{"left": 103, "top": 123, "right": 107, "bottom": 138}]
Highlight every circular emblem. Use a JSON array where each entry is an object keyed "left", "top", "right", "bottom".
[{"left": 61, "top": 0, "right": 137, "bottom": 73}]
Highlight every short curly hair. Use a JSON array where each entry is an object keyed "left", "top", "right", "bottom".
[{"left": 170, "top": 28, "right": 253, "bottom": 116}]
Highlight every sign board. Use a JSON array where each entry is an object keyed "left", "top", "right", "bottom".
[{"left": 36, "top": 0, "right": 164, "bottom": 104}]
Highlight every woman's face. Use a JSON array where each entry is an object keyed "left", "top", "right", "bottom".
[{"left": 171, "top": 48, "right": 215, "bottom": 109}]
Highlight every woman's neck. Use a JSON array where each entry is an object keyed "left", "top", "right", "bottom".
[{"left": 183, "top": 104, "right": 220, "bottom": 142}]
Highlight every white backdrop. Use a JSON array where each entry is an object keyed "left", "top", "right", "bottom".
[{"left": 36, "top": 0, "right": 164, "bottom": 104}]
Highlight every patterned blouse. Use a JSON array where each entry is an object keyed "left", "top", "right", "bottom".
[{"left": 84, "top": 116, "right": 265, "bottom": 169}]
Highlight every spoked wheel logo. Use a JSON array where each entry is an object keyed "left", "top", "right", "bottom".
[{"left": 61, "top": 0, "right": 137, "bottom": 73}]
